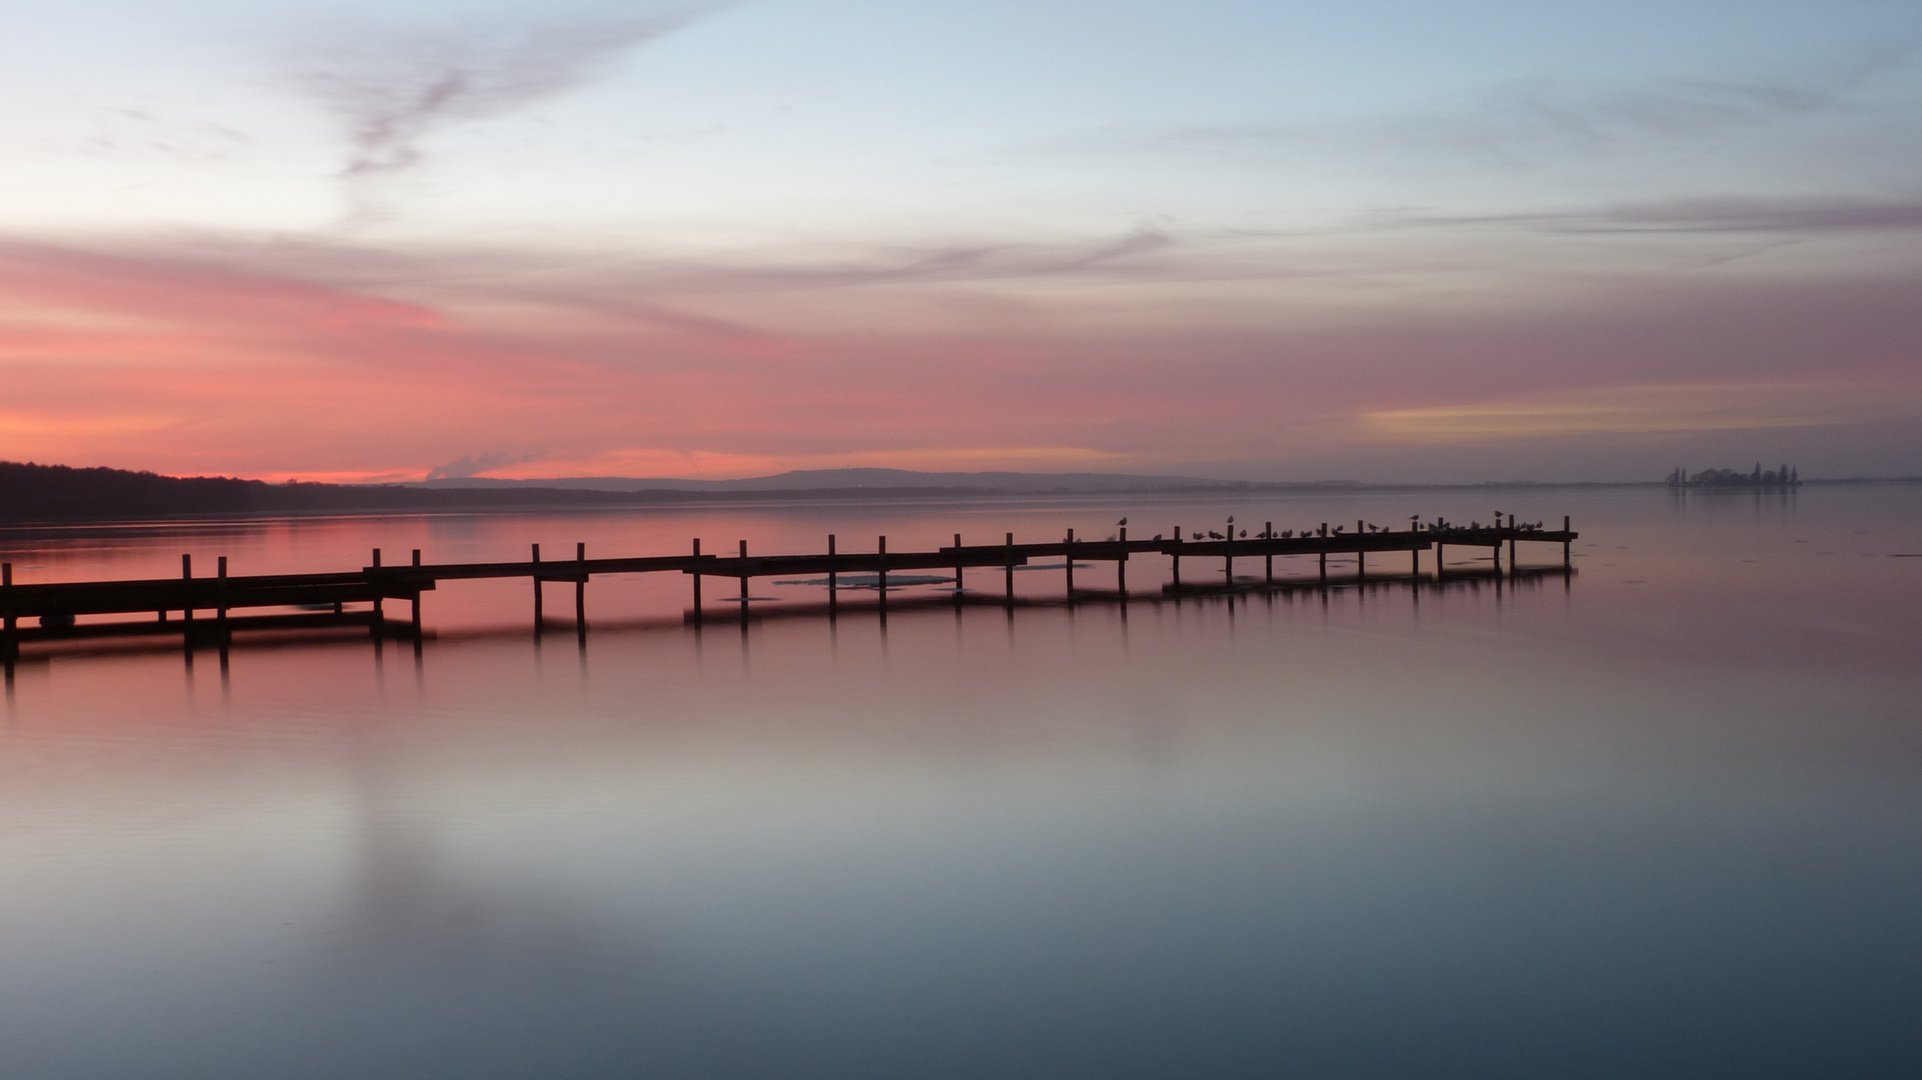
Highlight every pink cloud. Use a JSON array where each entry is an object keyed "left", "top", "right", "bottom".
[{"left": 0, "top": 234, "right": 1918, "bottom": 482}]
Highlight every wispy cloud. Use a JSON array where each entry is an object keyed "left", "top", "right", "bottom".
[
  {"left": 295, "top": 6, "right": 719, "bottom": 191},
  {"left": 425, "top": 449, "right": 544, "bottom": 481},
  {"left": 1362, "top": 381, "right": 1922, "bottom": 443},
  {"left": 1055, "top": 47, "right": 1914, "bottom": 168},
  {"left": 1407, "top": 196, "right": 1922, "bottom": 235}
]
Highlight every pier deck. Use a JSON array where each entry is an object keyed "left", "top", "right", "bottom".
[{"left": 2, "top": 517, "right": 1576, "bottom": 649}]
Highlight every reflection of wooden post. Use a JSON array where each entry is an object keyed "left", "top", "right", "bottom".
[{"left": 691, "top": 539, "right": 702, "bottom": 625}]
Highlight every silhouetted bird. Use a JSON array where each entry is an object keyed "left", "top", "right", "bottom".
[
  {"left": 1367, "top": 524, "right": 1379, "bottom": 532},
  {"left": 1282, "top": 530, "right": 1294, "bottom": 539},
  {"left": 1117, "top": 517, "right": 1127, "bottom": 526},
  {"left": 1239, "top": 529, "right": 1248, "bottom": 538},
  {"left": 1192, "top": 532, "right": 1203, "bottom": 540},
  {"left": 1332, "top": 526, "right": 1345, "bottom": 534},
  {"left": 1152, "top": 534, "right": 1162, "bottom": 541},
  {"left": 1208, "top": 530, "right": 1224, "bottom": 540}
]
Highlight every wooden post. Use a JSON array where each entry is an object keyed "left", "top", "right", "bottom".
[
  {"left": 1117, "top": 526, "right": 1127, "bottom": 596},
  {"left": 574, "top": 542, "right": 586, "bottom": 633},
  {"left": 217, "top": 556, "right": 228, "bottom": 637},
  {"left": 954, "top": 534, "right": 964, "bottom": 595},
  {"left": 1436, "top": 541, "right": 1444, "bottom": 576},
  {"left": 827, "top": 535, "right": 837, "bottom": 615},
  {"left": 183, "top": 554, "right": 194, "bottom": 630},
  {"left": 2, "top": 562, "right": 14, "bottom": 652},
  {"left": 877, "top": 535, "right": 888, "bottom": 609},
  {"left": 1563, "top": 515, "right": 1572, "bottom": 568},
  {"left": 411, "top": 547, "right": 425, "bottom": 629},
  {"left": 691, "top": 539, "right": 702, "bottom": 625},
  {"left": 1357, "top": 548, "right": 1365, "bottom": 580},
  {"left": 1005, "top": 533, "right": 1015, "bottom": 601},
  {"left": 1065, "top": 528, "right": 1075, "bottom": 595},
  {"left": 1411, "top": 546, "right": 1419, "bottom": 576},
  {"left": 371, "top": 549, "right": 384, "bottom": 635},
  {"left": 1172, "top": 526, "right": 1181, "bottom": 586},
  {"left": 529, "top": 543, "right": 541, "bottom": 631},
  {"left": 1265, "top": 522, "right": 1273, "bottom": 582},
  {"left": 738, "top": 540, "right": 750, "bottom": 624},
  {"left": 1507, "top": 515, "right": 1516, "bottom": 569},
  {"left": 1318, "top": 524, "right": 1327, "bottom": 582}
]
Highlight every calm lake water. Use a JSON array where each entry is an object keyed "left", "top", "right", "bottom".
[{"left": 3, "top": 484, "right": 1920, "bottom": 1079}]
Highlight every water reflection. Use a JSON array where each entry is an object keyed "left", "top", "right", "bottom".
[{"left": 0, "top": 485, "right": 1919, "bottom": 1078}]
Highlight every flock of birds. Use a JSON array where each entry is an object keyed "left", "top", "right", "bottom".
[{"left": 1101, "top": 514, "right": 1551, "bottom": 543}]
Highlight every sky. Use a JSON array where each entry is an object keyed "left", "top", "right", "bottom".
[{"left": 2, "top": 0, "right": 1920, "bottom": 483}]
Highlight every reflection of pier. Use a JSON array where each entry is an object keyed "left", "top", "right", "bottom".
[{"left": 1, "top": 516, "right": 1577, "bottom": 659}]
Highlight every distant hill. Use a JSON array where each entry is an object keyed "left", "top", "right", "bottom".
[
  {"left": 0, "top": 461, "right": 1280, "bottom": 524},
  {"left": 413, "top": 467, "right": 1246, "bottom": 494},
  {"left": 0, "top": 461, "right": 650, "bottom": 523}
]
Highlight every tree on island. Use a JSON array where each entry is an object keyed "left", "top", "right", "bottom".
[{"left": 1666, "top": 464, "right": 1801, "bottom": 488}]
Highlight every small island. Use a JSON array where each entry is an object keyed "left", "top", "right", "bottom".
[{"left": 1665, "top": 464, "right": 1800, "bottom": 489}]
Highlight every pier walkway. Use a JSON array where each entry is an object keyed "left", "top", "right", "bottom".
[{"left": 2, "top": 516, "right": 1576, "bottom": 652}]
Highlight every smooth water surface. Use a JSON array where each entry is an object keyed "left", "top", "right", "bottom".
[{"left": 2, "top": 484, "right": 1920, "bottom": 1078}]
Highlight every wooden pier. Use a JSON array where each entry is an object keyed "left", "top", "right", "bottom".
[{"left": 1, "top": 516, "right": 1576, "bottom": 654}]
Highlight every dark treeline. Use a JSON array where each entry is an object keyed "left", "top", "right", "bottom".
[
  {"left": 1664, "top": 463, "right": 1800, "bottom": 488},
  {"left": 0, "top": 460, "right": 1163, "bottom": 523},
  {"left": 0, "top": 461, "right": 666, "bottom": 523}
]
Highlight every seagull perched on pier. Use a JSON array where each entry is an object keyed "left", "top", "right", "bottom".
[
  {"left": 1282, "top": 529, "right": 1294, "bottom": 539},
  {"left": 1192, "top": 531, "right": 1203, "bottom": 540},
  {"left": 1332, "top": 526, "right": 1345, "bottom": 535},
  {"left": 1239, "top": 529, "right": 1247, "bottom": 538},
  {"left": 1152, "top": 534, "right": 1162, "bottom": 541},
  {"left": 1117, "top": 517, "right": 1127, "bottom": 526},
  {"left": 1208, "top": 530, "right": 1225, "bottom": 540}
]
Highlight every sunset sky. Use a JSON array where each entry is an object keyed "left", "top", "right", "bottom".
[{"left": 3, "top": 0, "right": 1920, "bottom": 482}]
